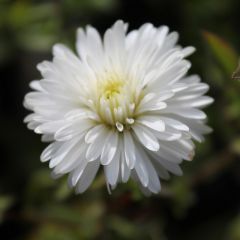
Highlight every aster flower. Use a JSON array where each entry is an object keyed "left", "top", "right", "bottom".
[{"left": 24, "top": 20, "right": 213, "bottom": 194}]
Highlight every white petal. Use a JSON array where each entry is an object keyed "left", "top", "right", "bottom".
[
  {"left": 164, "top": 31, "right": 179, "bottom": 49},
  {"left": 134, "top": 148, "right": 149, "bottom": 187},
  {"left": 132, "top": 124, "right": 160, "bottom": 151},
  {"left": 159, "top": 142, "right": 192, "bottom": 161},
  {"left": 121, "top": 152, "right": 131, "bottom": 183},
  {"left": 68, "top": 158, "right": 88, "bottom": 187},
  {"left": 100, "top": 131, "right": 119, "bottom": 165},
  {"left": 175, "top": 96, "right": 214, "bottom": 108},
  {"left": 55, "top": 120, "right": 93, "bottom": 141},
  {"left": 151, "top": 160, "right": 170, "bottom": 180},
  {"left": 75, "top": 161, "right": 100, "bottom": 193},
  {"left": 41, "top": 134, "right": 54, "bottom": 142},
  {"left": 158, "top": 158, "right": 183, "bottom": 176},
  {"left": 137, "top": 115, "right": 165, "bottom": 132},
  {"left": 155, "top": 129, "right": 182, "bottom": 141},
  {"left": 40, "top": 142, "right": 61, "bottom": 162},
  {"left": 137, "top": 101, "right": 167, "bottom": 114},
  {"left": 35, "top": 121, "right": 64, "bottom": 134},
  {"left": 149, "top": 60, "right": 191, "bottom": 88},
  {"left": 85, "top": 127, "right": 109, "bottom": 161},
  {"left": 53, "top": 143, "right": 87, "bottom": 174},
  {"left": 182, "top": 46, "right": 196, "bottom": 57},
  {"left": 85, "top": 124, "right": 106, "bottom": 143},
  {"left": 30, "top": 80, "right": 44, "bottom": 91},
  {"left": 76, "top": 26, "right": 103, "bottom": 65},
  {"left": 49, "top": 137, "right": 80, "bottom": 168},
  {"left": 123, "top": 131, "right": 136, "bottom": 169},
  {"left": 160, "top": 117, "right": 189, "bottom": 131},
  {"left": 161, "top": 107, "right": 207, "bottom": 120},
  {"left": 137, "top": 147, "right": 161, "bottom": 193},
  {"left": 152, "top": 147, "right": 182, "bottom": 164},
  {"left": 104, "top": 146, "right": 121, "bottom": 185}
]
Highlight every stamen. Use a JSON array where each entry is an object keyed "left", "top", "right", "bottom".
[
  {"left": 126, "top": 118, "right": 134, "bottom": 124},
  {"left": 116, "top": 122, "right": 124, "bottom": 132},
  {"left": 94, "top": 72, "right": 138, "bottom": 128}
]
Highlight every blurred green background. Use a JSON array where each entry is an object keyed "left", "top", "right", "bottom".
[{"left": 0, "top": 0, "right": 240, "bottom": 239}]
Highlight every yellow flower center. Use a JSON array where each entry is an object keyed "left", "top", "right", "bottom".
[
  {"left": 101, "top": 75, "right": 124, "bottom": 100},
  {"left": 88, "top": 72, "right": 139, "bottom": 131}
]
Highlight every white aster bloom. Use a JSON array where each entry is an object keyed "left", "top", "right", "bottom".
[{"left": 24, "top": 20, "right": 213, "bottom": 194}]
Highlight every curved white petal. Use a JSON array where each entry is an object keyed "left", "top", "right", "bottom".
[
  {"left": 100, "top": 131, "right": 119, "bottom": 165},
  {"left": 123, "top": 131, "right": 136, "bottom": 169},
  {"left": 75, "top": 161, "right": 100, "bottom": 193},
  {"left": 137, "top": 115, "right": 165, "bottom": 132},
  {"left": 132, "top": 124, "right": 160, "bottom": 152},
  {"left": 105, "top": 145, "right": 121, "bottom": 186}
]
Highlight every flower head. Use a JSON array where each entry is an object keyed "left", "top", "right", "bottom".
[{"left": 24, "top": 20, "right": 213, "bottom": 194}]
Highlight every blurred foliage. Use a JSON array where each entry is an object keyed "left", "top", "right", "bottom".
[
  {"left": 229, "top": 216, "right": 240, "bottom": 240},
  {"left": 202, "top": 31, "right": 238, "bottom": 75},
  {"left": 0, "top": 195, "right": 13, "bottom": 223},
  {"left": 0, "top": 0, "right": 240, "bottom": 239}
]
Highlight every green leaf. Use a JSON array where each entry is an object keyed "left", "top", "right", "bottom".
[
  {"left": 0, "top": 195, "right": 13, "bottom": 222},
  {"left": 231, "top": 138, "right": 240, "bottom": 155},
  {"left": 228, "top": 216, "right": 240, "bottom": 240},
  {"left": 203, "top": 31, "right": 238, "bottom": 75},
  {"left": 169, "top": 177, "right": 195, "bottom": 218},
  {"left": 30, "top": 223, "right": 79, "bottom": 240},
  {"left": 108, "top": 216, "right": 147, "bottom": 239}
]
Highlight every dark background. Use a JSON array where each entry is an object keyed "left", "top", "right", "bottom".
[{"left": 0, "top": 0, "right": 240, "bottom": 239}]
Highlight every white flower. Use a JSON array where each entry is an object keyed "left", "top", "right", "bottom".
[{"left": 24, "top": 20, "right": 213, "bottom": 195}]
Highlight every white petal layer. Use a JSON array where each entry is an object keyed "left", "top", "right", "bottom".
[{"left": 24, "top": 20, "right": 213, "bottom": 194}]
